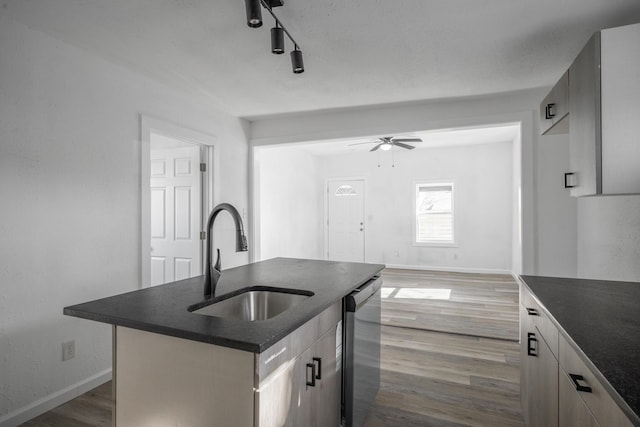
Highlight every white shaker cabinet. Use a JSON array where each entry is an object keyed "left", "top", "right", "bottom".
[
  {"left": 113, "top": 301, "right": 342, "bottom": 427},
  {"left": 566, "top": 23, "right": 640, "bottom": 196},
  {"left": 539, "top": 70, "right": 570, "bottom": 136},
  {"left": 519, "top": 289, "right": 558, "bottom": 427},
  {"left": 519, "top": 284, "right": 635, "bottom": 427}
]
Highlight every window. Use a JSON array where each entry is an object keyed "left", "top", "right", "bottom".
[
  {"left": 335, "top": 184, "right": 357, "bottom": 196},
  {"left": 414, "top": 182, "right": 455, "bottom": 245}
]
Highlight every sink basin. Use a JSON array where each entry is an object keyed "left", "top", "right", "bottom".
[{"left": 191, "top": 289, "right": 313, "bottom": 321}]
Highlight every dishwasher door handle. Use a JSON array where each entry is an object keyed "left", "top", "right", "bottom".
[{"left": 346, "top": 277, "right": 382, "bottom": 312}]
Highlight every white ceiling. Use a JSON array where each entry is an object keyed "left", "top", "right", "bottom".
[
  {"left": 4, "top": 1, "right": 640, "bottom": 119},
  {"left": 277, "top": 124, "right": 521, "bottom": 156}
]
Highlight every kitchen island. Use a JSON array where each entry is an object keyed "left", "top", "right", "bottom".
[{"left": 64, "top": 257, "right": 384, "bottom": 427}]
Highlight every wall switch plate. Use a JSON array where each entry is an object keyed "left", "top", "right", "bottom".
[{"left": 62, "top": 340, "right": 75, "bottom": 361}]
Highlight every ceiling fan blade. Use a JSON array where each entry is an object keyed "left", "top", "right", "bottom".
[
  {"left": 348, "top": 141, "right": 378, "bottom": 146},
  {"left": 392, "top": 142, "right": 415, "bottom": 150},
  {"left": 391, "top": 138, "right": 422, "bottom": 143},
  {"left": 370, "top": 144, "right": 382, "bottom": 152}
]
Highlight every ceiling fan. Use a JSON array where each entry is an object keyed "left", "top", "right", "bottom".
[{"left": 349, "top": 136, "right": 422, "bottom": 152}]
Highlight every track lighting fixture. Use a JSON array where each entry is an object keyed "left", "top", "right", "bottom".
[
  {"left": 271, "top": 23, "right": 284, "bottom": 54},
  {"left": 244, "top": 0, "right": 262, "bottom": 28},
  {"left": 246, "top": 0, "right": 305, "bottom": 74},
  {"left": 291, "top": 48, "right": 304, "bottom": 74}
]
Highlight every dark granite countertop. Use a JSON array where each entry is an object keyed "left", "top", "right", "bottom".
[
  {"left": 64, "top": 258, "right": 384, "bottom": 353},
  {"left": 520, "top": 275, "right": 640, "bottom": 425}
]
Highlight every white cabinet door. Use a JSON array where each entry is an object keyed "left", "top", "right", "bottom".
[
  {"left": 568, "top": 32, "right": 601, "bottom": 197},
  {"left": 600, "top": 23, "right": 640, "bottom": 194},
  {"left": 540, "top": 70, "right": 569, "bottom": 135},
  {"left": 255, "top": 326, "right": 341, "bottom": 427},
  {"left": 559, "top": 369, "right": 601, "bottom": 427}
]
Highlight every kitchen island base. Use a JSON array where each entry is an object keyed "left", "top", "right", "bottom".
[{"left": 113, "top": 301, "right": 341, "bottom": 427}]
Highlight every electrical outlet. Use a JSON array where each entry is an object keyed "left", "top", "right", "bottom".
[{"left": 62, "top": 340, "right": 75, "bottom": 361}]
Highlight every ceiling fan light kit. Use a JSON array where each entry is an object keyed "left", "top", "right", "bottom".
[{"left": 245, "top": 0, "right": 305, "bottom": 74}]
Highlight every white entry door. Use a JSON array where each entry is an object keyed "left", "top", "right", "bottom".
[
  {"left": 150, "top": 146, "right": 202, "bottom": 285},
  {"left": 327, "top": 179, "right": 365, "bottom": 262}
]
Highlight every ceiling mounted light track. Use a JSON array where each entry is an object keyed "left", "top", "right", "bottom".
[{"left": 244, "top": 0, "right": 305, "bottom": 74}]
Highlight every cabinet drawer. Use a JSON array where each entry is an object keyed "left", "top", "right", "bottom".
[
  {"left": 559, "top": 365, "right": 601, "bottom": 427},
  {"left": 540, "top": 69, "right": 570, "bottom": 135},
  {"left": 559, "top": 334, "right": 633, "bottom": 427},
  {"left": 520, "top": 285, "right": 558, "bottom": 357}
]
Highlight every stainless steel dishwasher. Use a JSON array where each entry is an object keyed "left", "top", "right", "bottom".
[{"left": 343, "top": 276, "right": 382, "bottom": 427}]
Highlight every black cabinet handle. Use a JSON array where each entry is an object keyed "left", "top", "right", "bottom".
[
  {"left": 564, "top": 172, "right": 576, "bottom": 188},
  {"left": 527, "top": 333, "right": 538, "bottom": 356},
  {"left": 313, "top": 357, "right": 322, "bottom": 380},
  {"left": 526, "top": 308, "right": 539, "bottom": 316},
  {"left": 545, "top": 103, "right": 556, "bottom": 119},
  {"left": 569, "top": 374, "right": 592, "bottom": 393},
  {"left": 306, "top": 362, "right": 316, "bottom": 387}
]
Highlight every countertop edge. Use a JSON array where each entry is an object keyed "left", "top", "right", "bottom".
[
  {"left": 519, "top": 276, "right": 640, "bottom": 426},
  {"left": 63, "top": 259, "right": 385, "bottom": 354},
  {"left": 63, "top": 307, "right": 265, "bottom": 353}
]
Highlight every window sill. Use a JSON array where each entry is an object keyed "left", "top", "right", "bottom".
[{"left": 413, "top": 241, "right": 458, "bottom": 248}]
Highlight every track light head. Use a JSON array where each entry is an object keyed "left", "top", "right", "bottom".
[
  {"left": 245, "top": 0, "right": 262, "bottom": 28},
  {"left": 271, "top": 25, "right": 284, "bottom": 54},
  {"left": 291, "top": 49, "right": 304, "bottom": 74}
]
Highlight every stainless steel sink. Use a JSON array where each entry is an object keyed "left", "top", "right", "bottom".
[{"left": 191, "top": 289, "right": 312, "bottom": 321}]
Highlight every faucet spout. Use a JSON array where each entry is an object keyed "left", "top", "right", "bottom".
[{"left": 203, "top": 203, "right": 248, "bottom": 299}]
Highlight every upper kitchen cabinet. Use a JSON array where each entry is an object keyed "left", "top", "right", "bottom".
[
  {"left": 540, "top": 70, "right": 569, "bottom": 135},
  {"left": 566, "top": 23, "right": 640, "bottom": 196}
]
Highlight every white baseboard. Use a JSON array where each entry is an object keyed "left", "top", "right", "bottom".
[
  {"left": 0, "top": 369, "right": 112, "bottom": 427},
  {"left": 384, "top": 263, "right": 513, "bottom": 275}
]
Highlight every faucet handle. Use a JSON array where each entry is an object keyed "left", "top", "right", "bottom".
[{"left": 214, "top": 248, "right": 221, "bottom": 272}]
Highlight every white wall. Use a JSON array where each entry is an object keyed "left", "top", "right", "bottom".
[
  {"left": 535, "top": 134, "right": 578, "bottom": 277},
  {"left": 577, "top": 196, "right": 640, "bottom": 281},
  {"left": 0, "top": 15, "right": 249, "bottom": 425},
  {"left": 256, "top": 147, "right": 323, "bottom": 260},
  {"left": 320, "top": 142, "right": 513, "bottom": 272}
]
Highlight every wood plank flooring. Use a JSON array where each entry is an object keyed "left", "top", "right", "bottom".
[
  {"left": 364, "top": 269, "right": 523, "bottom": 426},
  {"left": 20, "top": 381, "right": 112, "bottom": 427},
  {"left": 380, "top": 269, "right": 519, "bottom": 341},
  {"left": 21, "top": 269, "right": 523, "bottom": 427}
]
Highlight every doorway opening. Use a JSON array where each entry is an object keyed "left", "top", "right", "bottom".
[
  {"left": 141, "top": 116, "right": 217, "bottom": 287},
  {"left": 251, "top": 121, "right": 526, "bottom": 274}
]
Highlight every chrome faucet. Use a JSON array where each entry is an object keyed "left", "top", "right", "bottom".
[{"left": 203, "top": 203, "right": 248, "bottom": 299}]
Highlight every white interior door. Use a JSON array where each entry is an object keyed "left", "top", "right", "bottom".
[
  {"left": 327, "top": 179, "right": 365, "bottom": 262},
  {"left": 150, "top": 145, "right": 202, "bottom": 285}
]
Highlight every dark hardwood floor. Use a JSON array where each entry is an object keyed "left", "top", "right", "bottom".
[{"left": 21, "top": 269, "right": 523, "bottom": 426}]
